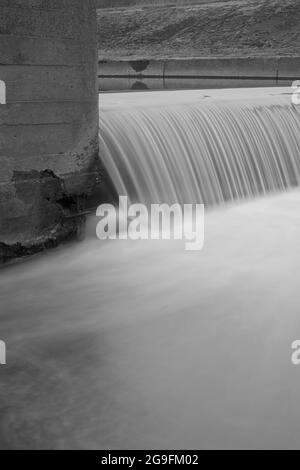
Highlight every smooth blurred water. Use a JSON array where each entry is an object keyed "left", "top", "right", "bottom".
[
  {"left": 100, "top": 88, "right": 300, "bottom": 205},
  {"left": 1, "top": 191, "right": 300, "bottom": 449},
  {"left": 1, "top": 89, "right": 300, "bottom": 450}
]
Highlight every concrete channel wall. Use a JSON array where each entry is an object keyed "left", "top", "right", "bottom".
[
  {"left": 0, "top": 0, "right": 99, "bottom": 262},
  {"left": 99, "top": 57, "right": 300, "bottom": 91}
]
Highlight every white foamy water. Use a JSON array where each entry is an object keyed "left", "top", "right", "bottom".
[{"left": 1, "top": 89, "right": 300, "bottom": 450}]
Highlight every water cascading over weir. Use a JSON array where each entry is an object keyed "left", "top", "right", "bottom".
[
  {"left": 0, "top": 0, "right": 99, "bottom": 262},
  {"left": 100, "top": 89, "right": 300, "bottom": 206},
  {"left": 1, "top": 3, "right": 300, "bottom": 263}
]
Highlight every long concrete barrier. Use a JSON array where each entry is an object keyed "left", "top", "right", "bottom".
[
  {"left": 99, "top": 59, "right": 165, "bottom": 77},
  {"left": 164, "top": 58, "right": 279, "bottom": 79},
  {"left": 99, "top": 57, "right": 300, "bottom": 91},
  {"left": 0, "top": 0, "right": 99, "bottom": 262},
  {"left": 278, "top": 57, "right": 300, "bottom": 80}
]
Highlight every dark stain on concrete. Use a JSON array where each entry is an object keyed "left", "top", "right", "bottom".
[
  {"left": 0, "top": 222, "right": 78, "bottom": 265},
  {"left": 130, "top": 60, "right": 150, "bottom": 73},
  {"left": 0, "top": 159, "right": 118, "bottom": 264},
  {"left": 13, "top": 170, "right": 64, "bottom": 205},
  {"left": 0, "top": 170, "right": 90, "bottom": 264}
]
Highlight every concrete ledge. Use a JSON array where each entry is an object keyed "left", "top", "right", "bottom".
[
  {"left": 99, "top": 57, "right": 300, "bottom": 91},
  {"left": 278, "top": 57, "right": 300, "bottom": 79},
  {"left": 99, "top": 59, "right": 165, "bottom": 77},
  {"left": 164, "top": 58, "right": 279, "bottom": 79},
  {"left": 99, "top": 56, "right": 300, "bottom": 81}
]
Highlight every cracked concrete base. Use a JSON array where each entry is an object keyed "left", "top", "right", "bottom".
[
  {"left": 0, "top": 168, "right": 103, "bottom": 264},
  {"left": 0, "top": 220, "right": 80, "bottom": 264}
]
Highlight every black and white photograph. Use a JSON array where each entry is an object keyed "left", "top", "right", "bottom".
[{"left": 1, "top": 0, "right": 300, "bottom": 452}]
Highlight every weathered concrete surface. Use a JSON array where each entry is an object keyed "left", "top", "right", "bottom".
[
  {"left": 278, "top": 57, "right": 300, "bottom": 79},
  {"left": 0, "top": 0, "right": 99, "bottom": 263},
  {"left": 164, "top": 58, "right": 279, "bottom": 79},
  {"left": 99, "top": 57, "right": 300, "bottom": 91},
  {"left": 99, "top": 59, "right": 165, "bottom": 77}
]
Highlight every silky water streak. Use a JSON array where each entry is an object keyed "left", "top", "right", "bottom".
[{"left": 99, "top": 88, "right": 300, "bottom": 207}]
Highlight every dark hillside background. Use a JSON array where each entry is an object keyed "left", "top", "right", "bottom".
[
  {"left": 98, "top": 0, "right": 300, "bottom": 59},
  {"left": 96, "top": 0, "right": 230, "bottom": 7}
]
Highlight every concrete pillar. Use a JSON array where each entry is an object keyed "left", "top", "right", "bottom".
[{"left": 0, "top": 0, "right": 99, "bottom": 262}]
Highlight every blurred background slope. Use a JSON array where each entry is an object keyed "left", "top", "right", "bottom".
[{"left": 97, "top": 0, "right": 300, "bottom": 59}]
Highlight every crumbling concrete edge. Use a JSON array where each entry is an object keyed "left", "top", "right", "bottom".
[
  {"left": 0, "top": 220, "right": 80, "bottom": 265},
  {"left": 0, "top": 163, "right": 104, "bottom": 265}
]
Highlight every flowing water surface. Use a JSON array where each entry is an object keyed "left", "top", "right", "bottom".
[{"left": 1, "top": 89, "right": 300, "bottom": 449}]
